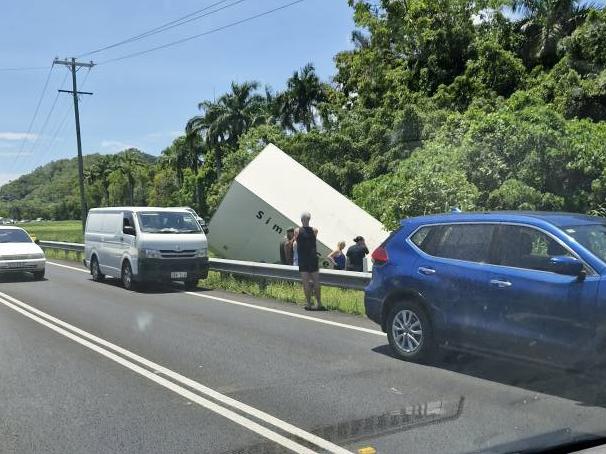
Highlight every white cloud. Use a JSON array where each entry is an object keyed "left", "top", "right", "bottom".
[
  {"left": 144, "top": 130, "right": 183, "bottom": 141},
  {"left": 0, "top": 150, "right": 33, "bottom": 156},
  {"left": 100, "top": 140, "right": 138, "bottom": 153},
  {"left": 0, "top": 173, "right": 22, "bottom": 186},
  {"left": 0, "top": 132, "right": 37, "bottom": 141}
]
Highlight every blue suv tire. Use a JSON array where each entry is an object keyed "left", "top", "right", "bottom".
[{"left": 386, "top": 300, "right": 436, "bottom": 363}]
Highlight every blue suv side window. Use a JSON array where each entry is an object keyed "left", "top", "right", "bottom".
[
  {"left": 434, "top": 224, "right": 496, "bottom": 263},
  {"left": 493, "top": 225, "right": 570, "bottom": 272},
  {"left": 411, "top": 224, "right": 496, "bottom": 263}
]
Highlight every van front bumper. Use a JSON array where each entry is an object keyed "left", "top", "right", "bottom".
[{"left": 137, "top": 257, "right": 209, "bottom": 282}]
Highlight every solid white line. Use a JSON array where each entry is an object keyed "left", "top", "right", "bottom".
[
  {"left": 47, "top": 260, "right": 386, "bottom": 337},
  {"left": 186, "top": 291, "right": 386, "bottom": 336},
  {"left": 0, "top": 296, "right": 316, "bottom": 454},
  {"left": 0, "top": 290, "right": 352, "bottom": 454},
  {"left": 48, "top": 261, "right": 89, "bottom": 273}
]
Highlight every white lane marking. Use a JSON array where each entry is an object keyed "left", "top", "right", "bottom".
[
  {"left": 48, "top": 261, "right": 89, "bottom": 273},
  {"left": 0, "top": 290, "right": 352, "bottom": 454},
  {"left": 0, "top": 296, "right": 316, "bottom": 454},
  {"left": 47, "top": 260, "right": 386, "bottom": 337},
  {"left": 186, "top": 292, "right": 386, "bottom": 337}
]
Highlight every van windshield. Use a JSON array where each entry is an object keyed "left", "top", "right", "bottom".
[
  {"left": 137, "top": 211, "right": 201, "bottom": 234},
  {"left": 564, "top": 224, "right": 606, "bottom": 262}
]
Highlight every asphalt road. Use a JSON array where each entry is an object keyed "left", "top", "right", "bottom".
[{"left": 1, "top": 260, "right": 606, "bottom": 453}]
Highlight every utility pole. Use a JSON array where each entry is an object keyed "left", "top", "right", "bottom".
[{"left": 54, "top": 57, "right": 94, "bottom": 232}]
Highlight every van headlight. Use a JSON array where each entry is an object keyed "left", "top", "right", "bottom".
[
  {"left": 197, "top": 248, "right": 208, "bottom": 258},
  {"left": 141, "top": 248, "right": 162, "bottom": 259},
  {"left": 28, "top": 253, "right": 45, "bottom": 259}
]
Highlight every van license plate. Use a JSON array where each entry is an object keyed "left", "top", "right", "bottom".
[{"left": 171, "top": 272, "right": 187, "bottom": 279}]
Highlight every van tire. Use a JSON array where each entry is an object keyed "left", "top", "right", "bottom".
[
  {"left": 386, "top": 300, "right": 436, "bottom": 363},
  {"left": 184, "top": 278, "right": 199, "bottom": 291},
  {"left": 91, "top": 256, "right": 104, "bottom": 282},
  {"left": 121, "top": 261, "right": 137, "bottom": 291},
  {"left": 33, "top": 269, "right": 45, "bottom": 280}
]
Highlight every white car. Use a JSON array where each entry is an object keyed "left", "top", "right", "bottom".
[{"left": 0, "top": 226, "right": 46, "bottom": 280}]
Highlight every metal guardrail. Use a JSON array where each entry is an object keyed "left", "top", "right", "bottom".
[
  {"left": 39, "top": 240, "right": 85, "bottom": 252},
  {"left": 39, "top": 241, "right": 371, "bottom": 290}
]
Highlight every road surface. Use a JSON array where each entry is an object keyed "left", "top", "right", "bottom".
[{"left": 1, "top": 260, "right": 606, "bottom": 453}]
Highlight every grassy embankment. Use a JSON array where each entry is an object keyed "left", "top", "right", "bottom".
[{"left": 23, "top": 220, "right": 365, "bottom": 315}]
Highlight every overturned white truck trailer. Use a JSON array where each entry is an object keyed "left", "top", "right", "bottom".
[{"left": 208, "top": 144, "right": 389, "bottom": 270}]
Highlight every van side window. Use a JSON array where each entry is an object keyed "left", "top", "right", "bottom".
[
  {"left": 432, "top": 224, "right": 496, "bottom": 263},
  {"left": 494, "top": 225, "right": 570, "bottom": 271},
  {"left": 123, "top": 212, "right": 135, "bottom": 234}
]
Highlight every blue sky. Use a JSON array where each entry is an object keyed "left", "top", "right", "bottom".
[{"left": 0, "top": 0, "right": 355, "bottom": 185}]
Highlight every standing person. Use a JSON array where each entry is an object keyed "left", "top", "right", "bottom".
[
  {"left": 295, "top": 212, "right": 322, "bottom": 311},
  {"left": 327, "top": 241, "right": 346, "bottom": 270},
  {"left": 279, "top": 228, "right": 295, "bottom": 265},
  {"left": 346, "top": 236, "right": 369, "bottom": 272}
]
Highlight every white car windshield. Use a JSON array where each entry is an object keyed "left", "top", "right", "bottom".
[
  {"left": 0, "top": 229, "right": 32, "bottom": 243},
  {"left": 137, "top": 212, "right": 201, "bottom": 234}
]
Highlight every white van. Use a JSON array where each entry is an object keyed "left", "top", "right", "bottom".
[{"left": 84, "top": 207, "right": 209, "bottom": 290}]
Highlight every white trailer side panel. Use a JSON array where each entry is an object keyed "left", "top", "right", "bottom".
[{"left": 208, "top": 144, "right": 388, "bottom": 268}]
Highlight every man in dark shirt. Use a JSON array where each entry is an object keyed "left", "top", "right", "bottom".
[
  {"left": 279, "top": 228, "right": 295, "bottom": 265},
  {"left": 346, "top": 236, "right": 369, "bottom": 272}
]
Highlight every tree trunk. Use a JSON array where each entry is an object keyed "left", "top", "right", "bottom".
[
  {"left": 128, "top": 177, "right": 135, "bottom": 205},
  {"left": 214, "top": 147, "right": 222, "bottom": 179},
  {"left": 193, "top": 158, "right": 203, "bottom": 213}
]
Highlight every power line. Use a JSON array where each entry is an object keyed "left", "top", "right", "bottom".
[
  {"left": 26, "top": 72, "right": 69, "bottom": 158},
  {"left": 98, "top": 0, "right": 304, "bottom": 64},
  {"left": 0, "top": 65, "right": 48, "bottom": 72},
  {"left": 77, "top": 0, "right": 247, "bottom": 58},
  {"left": 28, "top": 69, "right": 93, "bottom": 172},
  {"left": 8, "top": 64, "right": 55, "bottom": 175}
]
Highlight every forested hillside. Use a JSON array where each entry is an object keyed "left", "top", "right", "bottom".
[
  {"left": 2, "top": 1, "right": 605, "bottom": 228},
  {"left": 0, "top": 149, "right": 156, "bottom": 220}
]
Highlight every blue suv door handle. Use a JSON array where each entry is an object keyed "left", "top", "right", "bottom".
[
  {"left": 418, "top": 266, "right": 436, "bottom": 275},
  {"left": 490, "top": 279, "right": 512, "bottom": 288}
]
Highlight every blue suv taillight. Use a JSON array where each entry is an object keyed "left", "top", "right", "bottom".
[{"left": 372, "top": 246, "right": 389, "bottom": 265}]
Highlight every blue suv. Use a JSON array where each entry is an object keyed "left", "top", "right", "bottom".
[{"left": 365, "top": 212, "right": 606, "bottom": 367}]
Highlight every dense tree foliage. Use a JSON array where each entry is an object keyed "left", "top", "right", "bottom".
[{"left": 2, "top": 0, "right": 605, "bottom": 229}]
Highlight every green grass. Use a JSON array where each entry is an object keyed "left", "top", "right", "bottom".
[
  {"left": 21, "top": 220, "right": 83, "bottom": 243},
  {"left": 204, "top": 272, "right": 365, "bottom": 315},
  {"left": 33, "top": 221, "right": 365, "bottom": 316}
]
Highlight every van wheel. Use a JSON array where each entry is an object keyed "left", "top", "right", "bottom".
[
  {"left": 184, "top": 279, "right": 198, "bottom": 291},
  {"left": 91, "top": 256, "right": 104, "bottom": 282},
  {"left": 33, "top": 269, "right": 45, "bottom": 280},
  {"left": 386, "top": 300, "right": 436, "bottom": 363},
  {"left": 121, "top": 261, "right": 137, "bottom": 291}
]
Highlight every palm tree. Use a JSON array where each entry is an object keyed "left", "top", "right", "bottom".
[
  {"left": 84, "top": 155, "right": 115, "bottom": 206},
  {"left": 281, "top": 63, "right": 326, "bottom": 132},
  {"left": 116, "top": 149, "right": 146, "bottom": 205},
  {"left": 186, "top": 81, "right": 266, "bottom": 177},
  {"left": 511, "top": 0, "right": 594, "bottom": 67}
]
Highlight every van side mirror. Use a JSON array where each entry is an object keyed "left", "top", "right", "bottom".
[
  {"left": 549, "top": 256, "right": 584, "bottom": 278},
  {"left": 123, "top": 225, "right": 136, "bottom": 236},
  {"left": 34, "top": 238, "right": 40, "bottom": 245},
  {"left": 197, "top": 217, "right": 209, "bottom": 234}
]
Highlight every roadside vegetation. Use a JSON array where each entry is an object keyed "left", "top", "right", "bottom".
[
  {"left": 1, "top": 1, "right": 605, "bottom": 229},
  {"left": 22, "top": 220, "right": 83, "bottom": 243}
]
